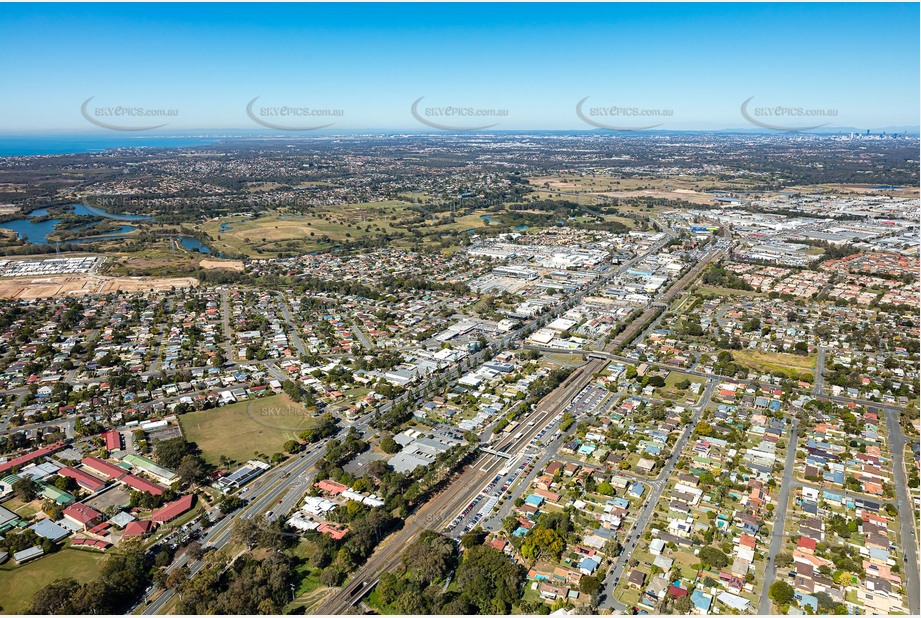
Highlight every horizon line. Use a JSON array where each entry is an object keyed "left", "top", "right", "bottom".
[{"left": 2, "top": 127, "right": 919, "bottom": 136}]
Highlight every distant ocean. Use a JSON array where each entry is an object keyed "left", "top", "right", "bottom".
[{"left": 0, "top": 135, "right": 220, "bottom": 157}]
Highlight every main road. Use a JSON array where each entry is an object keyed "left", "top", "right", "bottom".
[
  {"left": 138, "top": 288, "right": 612, "bottom": 614},
  {"left": 139, "top": 440, "right": 333, "bottom": 614},
  {"left": 131, "top": 229, "right": 676, "bottom": 613}
]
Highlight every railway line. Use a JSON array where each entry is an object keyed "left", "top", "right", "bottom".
[
  {"left": 608, "top": 246, "right": 725, "bottom": 351},
  {"left": 323, "top": 358, "right": 606, "bottom": 613}
]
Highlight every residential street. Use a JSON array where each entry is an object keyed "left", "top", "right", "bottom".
[
  {"left": 598, "top": 378, "right": 717, "bottom": 610},
  {"left": 758, "top": 418, "right": 799, "bottom": 614}
]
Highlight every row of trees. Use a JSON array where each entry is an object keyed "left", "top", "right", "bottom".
[
  {"left": 175, "top": 549, "right": 297, "bottom": 614},
  {"left": 377, "top": 533, "right": 525, "bottom": 614},
  {"left": 29, "top": 539, "right": 154, "bottom": 614}
]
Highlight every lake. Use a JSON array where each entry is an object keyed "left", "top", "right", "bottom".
[
  {"left": 178, "top": 235, "right": 229, "bottom": 258},
  {"left": 0, "top": 203, "right": 151, "bottom": 245},
  {"left": 73, "top": 204, "right": 151, "bottom": 221},
  {"left": 179, "top": 236, "right": 212, "bottom": 254}
]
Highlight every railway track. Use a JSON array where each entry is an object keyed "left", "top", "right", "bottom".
[
  {"left": 324, "top": 358, "right": 606, "bottom": 613},
  {"left": 609, "top": 247, "right": 724, "bottom": 350}
]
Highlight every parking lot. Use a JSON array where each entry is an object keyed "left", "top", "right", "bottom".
[
  {"left": 566, "top": 384, "right": 612, "bottom": 416},
  {"left": 85, "top": 484, "right": 132, "bottom": 512},
  {"left": 445, "top": 411, "right": 566, "bottom": 536}
]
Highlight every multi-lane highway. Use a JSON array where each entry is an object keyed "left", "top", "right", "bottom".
[
  {"left": 138, "top": 319, "right": 606, "bottom": 615},
  {"left": 139, "top": 440, "right": 333, "bottom": 614}
]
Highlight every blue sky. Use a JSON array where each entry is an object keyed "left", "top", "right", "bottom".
[{"left": 0, "top": 3, "right": 917, "bottom": 132}]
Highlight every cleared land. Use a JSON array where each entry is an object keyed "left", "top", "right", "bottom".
[
  {"left": 199, "top": 258, "right": 244, "bottom": 271},
  {"left": 0, "top": 548, "right": 105, "bottom": 614},
  {"left": 108, "top": 254, "right": 198, "bottom": 276},
  {"left": 95, "top": 240, "right": 209, "bottom": 277},
  {"left": 198, "top": 204, "right": 411, "bottom": 257},
  {"left": 527, "top": 174, "right": 757, "bottom": 205},
  {"left": 656, "top": 371, "right": 707, "bottom": 403},
  {"left": 0, "top": 274, "right": 197, "bottom": 299},
  {"left": 733, "top": 349, "right": 816, "bottom": 378},
  {"left": 104, "top": 242, "right": 243, "bottom": 276},
  {"left": 544, "top": 353, "right": 586, "bottom": 366},
  {"left": 179, "top": 394, "right": 319, "bottom": 465},
  {"left": 695, "top": 284, "right": 765, "bottom": 298},
  {"left": 785, "top": 183, "right": 920, "bottom": 198}
]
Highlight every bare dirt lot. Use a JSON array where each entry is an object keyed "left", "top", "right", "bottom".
[
  {"left": 785, "top": 183, "right": 920, "bottom": 198},
  {"left": 528, "top": 175, "right": 726, "bottom": 205},
  {"left": 0, "top": 274, "right": 197, "bottom": 299},
  {"left": 199, "top": 258, "right": 245, "bottom": 271}
]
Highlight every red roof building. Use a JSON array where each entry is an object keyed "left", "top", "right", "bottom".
[
  {"left": 489, "top": 538, "right": 508, "bottom": 552},
  {"left": 88, "top": 521, "right": 111, "bottom": 536},
  {"left": 0, "top": 441, "right": 65, "bottom": 475},
  {"left": 82, "top": 456, "right": 127, "bottom": 480},
  {"left": 720, "top": 573, "right": 746, "bottom": 591},
  {"left": 317, "top": 522, "right": 348, "bottom": 540},
  {"left": 71, "top": 538, "right": 111, "bottom": 551},
  {"left": 316, "top": 479, "right": 348, "bottom": 495},
  {"left": 59, "top": 467, "right": 106, "bottom": 492},
  {"left": 123, "top": 520, "right": 157, "bottom": 537},
  {"left": 797, "top": 536, "right": 817, "bottom": 553},
  {"left": 82, "top": 457, "right": 164, "bottom": 495},
  {"left": 63, "top": 503, "right": 103, "bottom": 530},
  {"left": 151, "top": 494, "right": 195, "bottom": 522},
  {"left": 739, "top": 533, "right": 757, "bottom": 549},
  {"left": 102, "top": 430, "right": 122, "bottom": 452},
  {"left": 122, "top": 474, "right": 164, "bottom": 496}
]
